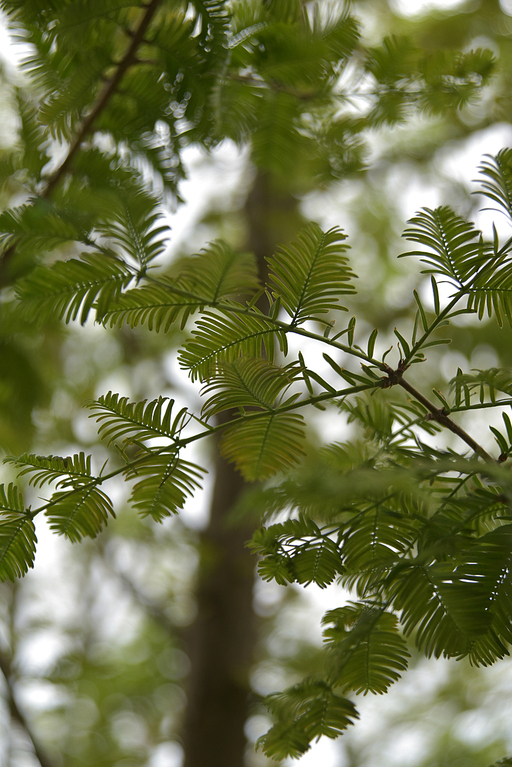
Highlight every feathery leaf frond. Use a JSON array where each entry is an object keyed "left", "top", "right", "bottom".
[
  {"left": 250, "top": 517, "right": 343, "bottom": 587},
  {"left": 323, "top": 604, "right": 410, "bottom": 695},
  {"left": 220, "top": 410, "right": 305, "bottom": 481},
  {"left": 4, "top": 451, "right": 96, "bottom": 490},
  {"left": 126, "top": 451, "right": 204, "bottom": 522},
  {"left": 402, "top": 206, "right": 485, "bottom": 285},
  {"left": 15, "top": 253, "right": 134, "bottom": 325},
  {"left": 267, "top": 223, "right": 354, "bottom": 325},
  {"left": 105, "top": 242, "right": 259, "bottom": 333},
  {"left": 477, "top": 148, "right": 512, "bottom": 219},
  {"left": 89, "top": 392, "right": 189, "bottom": 447},
  {"left": 45, "top": 485, "right": 115, "bottom": 542},
  {"left": 200, "top": 357, "right": 299, "bottom": 418},
  {"left": 202, "top": 358, "right": 305, "bottom": 479},
  {"left": 0, "top": 484, "right": 36, "bottom": 581},
  {"left": 259, "top": 679, "right": 358, "bottom": 759},
  {"left": 180, "top": 309, "right": 287, "bottom": 382}
]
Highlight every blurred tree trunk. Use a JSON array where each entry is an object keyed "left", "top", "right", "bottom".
[{"left": 181, "top": 169, "right": 303, "bottom": 767}]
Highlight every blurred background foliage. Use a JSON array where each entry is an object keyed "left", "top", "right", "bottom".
[{"left": 2, "top": 1, "right": 512, "bottom": 766}]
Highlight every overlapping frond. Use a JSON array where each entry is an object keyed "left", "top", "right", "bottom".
[
  {"left": 259, "top": 679, "right": 358, "bottom": 760},
  {"left": 200, "top": 357, "right": 299, "bottom": 417},
  {"left": 388, "top": 559, "right": 486, "bottom": 659},
  {"left": 15, "top": 253, "right": 134, "bottom": 325},
  {"left": 89, "top": 392, "right": 189, "bottom": 447},
  {"left": 199, "top": 358, "right": 305, "bottom": 480},
  {"left": 103, "top": 278, "right": 203, "bottom": 332},
  {"left": 180, "top": 309, "right": 287, "bottom": 382},
  {"left": 0, "top": 484, "right": 36, "bottom": 581},
  {"left": 323, "top": 604, "right": 410, "bottom": 695},
  {"left": 220, "top": 410, "right": 305, "bottom": 481},
  {"left": 3, "top": 452, "right": 115, "bottom": 541},
  {"left": 105, "top": 242, "right": 259, "bottom": 334},
  {"left": 178, "top": 241, "right": 260, "bottom": 302},
  {"left": 267, "top": 223, "right": 354, "bottom": 325},
  {"left": 342, "top": 504, "right": 418, "bottom": 578},
  {"left": 402, "top": 206, "right": 485, "bottom": 285},
  {"left": 452, "top": 525, "right": 512, "bottom": 665},
  {"left": 477, "top": 148, "right": 512, "bottom": 219},
  {"left": 126, "top": 451, "right": 204, "bottom": 522},
  {"left": 249, "top": 516, "right": 343, "bottom": 587},
  {"left": 45, "top": 485, "right": 115, "bottom": 542}
]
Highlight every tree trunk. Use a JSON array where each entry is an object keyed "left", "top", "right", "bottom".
[{"left": 181, "top": 169, "right": 303, "bottom": 767}]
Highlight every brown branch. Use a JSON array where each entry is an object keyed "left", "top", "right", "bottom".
[
  {"left": 0, "top": 0, "right": 162, "bottom": 284},
  {"left": 0, "top": 650, "right": 56, "bottom": 767},
  {"left": 391, "top": 373, "right": 495, "bottom": 463},
  {"left": 42, "top": 0, "right": 162, "bottom": 199}
]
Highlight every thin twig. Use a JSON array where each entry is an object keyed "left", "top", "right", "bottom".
[
  {"left": 0, "top": 0, "right": 162, "bottom": 283},
  {"left": 42, "top": 0, "right": 162, "bottom": 199},
  {"left": 0, "top": 650, "right": 56, "bottom": 767},
  {"left": 397, "top": 375, "right": 494, "bottom": 462}
]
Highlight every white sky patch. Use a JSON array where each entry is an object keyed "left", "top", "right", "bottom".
[{"left": 391, "top": 0, "right": 465, "bottom": 16}]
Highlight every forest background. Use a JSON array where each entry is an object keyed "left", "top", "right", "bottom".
[{"left": 2, "top": 1, "right": 512, "bottom": 767}]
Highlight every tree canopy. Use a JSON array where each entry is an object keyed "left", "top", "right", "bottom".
[{"left": 1, "top": 1, "right": 512, "bottom": 766}]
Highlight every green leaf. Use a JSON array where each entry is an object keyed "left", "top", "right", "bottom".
[
  {"left": 402, "top": 206, "right": 484, "bottom": 285},
  {"left": 89, "top": 392, "right": 189, "bottom": 447},
  {"left": 465, "top": 233, "right": 512, "bottom": 327},
  {"left": 45, "top": 485, "right": 115, "bottom": 542},
  {"left": 199, "top": 360, "right": 308, "bottom": 477},
  {"left": 103, "top": 277, "right": 202, "bottom": 332},
  {"left": 127, "top": 451, "right": 204, "bottom": 522},
  {"left": 15, "top": 253, "right": 134, "bottom": 325},
  {"left": 477, "top": 149, "right": 512, "bottom": 219},
  {"left": 105, "top": 242, "right": 260, "bottom": 334},
  {"left": 177, "top": 240, "right": 260, "bottom": 302},
  {"left": 180, "top": 309, "right": 287, "bottom": 382},
  {"left": 4, "top": 452, "right": 96, "bottom": 490},
  {"left": 323, "top": 604, "right": 410, "bottom": 695},
  {"left": 388, "top": 560, "right": 491, "bottom": 660},
  {"left": 95, "top": 184, "right": 169, "bottom": 272},
  {"left": 0, "top": 484, "right": 37, "bottom": 581},
  {"left": 200, "top": 357, "right": 299, "bottom": 418},
  {"left": 267, "top": 222, "right": 355, "bottom": 325},
  {"left": 259, "top": 679, "right": 359, "bottom": 759},
  {"left": 367, "top": 328, "right": 378, "bottom": 359}
]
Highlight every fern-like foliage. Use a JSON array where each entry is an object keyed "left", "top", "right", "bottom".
[
  {"left": 0, "top": 0, "right": 509, "bottom": 757},
  {"left": 267, "top": 223, "right": 354, "bottom": 325},
  {"left": 126, "top": 451, "right": 204, "bottom": 522},
  {"left": 45, "top": 486, "right": 115, "bottom": 543},
  {"left": 15, "top": 253, "right": 134, "bottom": 325},
  {"left": 402, "top": 206, "right": 485, "bottom": 285},
  {"left": 477, "top": 148, "right": 512, "bottom": 219},
  {"left": 323, "top": 604, "right": 411, "bottom": 695},
  {"left": 201, "top": 358, "right": 305, "bottom": 480},
  {"left": 249, "top": 516, "right": 343, "bottom": 587},
  {"left": 104, "top": 241, "right": 260, "bottom": 333},
  {"left": 4, "top": 453, "right": 115, "bottom": 541},
  {"left": 0, "top": 484, "right": 36, "bottom": 581},
  {"left": 89, "top": 392, "right": 190, "bottom": 447},
  {"left": 258, "top": 679, "right": 359, "bottom": 760},
  {"left": 180, "top": 309, "right": 287, "bottom": 381}
]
